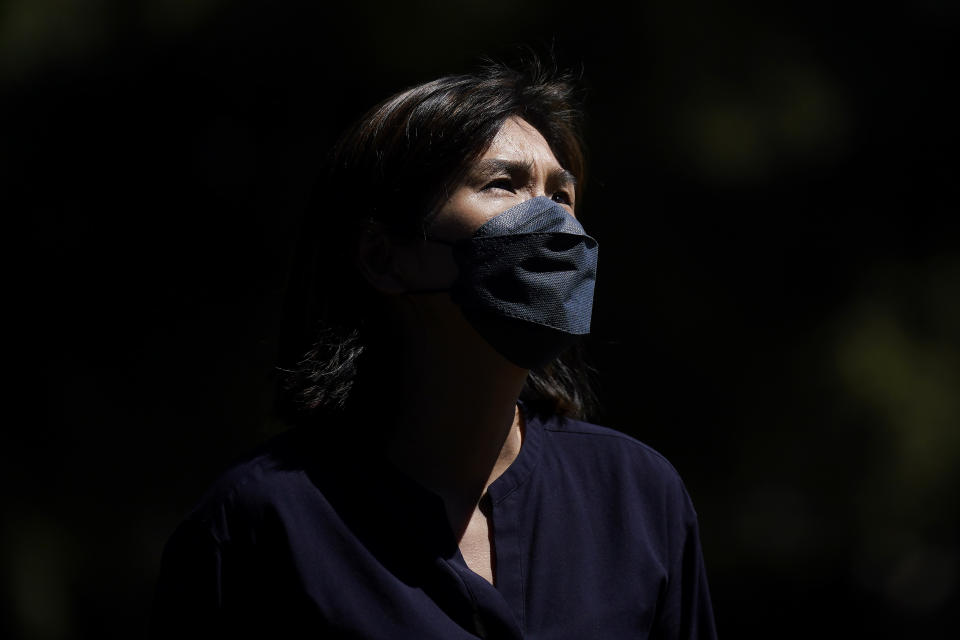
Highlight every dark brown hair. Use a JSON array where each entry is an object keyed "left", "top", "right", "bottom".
[{"left": 278, "top": 59, "right": 598, "bottom": 423}]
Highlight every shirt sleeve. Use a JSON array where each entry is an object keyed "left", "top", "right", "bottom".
[{"left": 651, "top": 478, "right": 718, "bottom": 640}]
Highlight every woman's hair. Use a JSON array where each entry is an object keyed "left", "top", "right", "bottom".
[{"left": 278, "top": 59, "right": 598, "bottom": 424}]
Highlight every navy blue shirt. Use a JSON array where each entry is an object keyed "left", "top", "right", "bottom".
[{"left": 150, "top": 408, "right": 716, "bottom": 639}]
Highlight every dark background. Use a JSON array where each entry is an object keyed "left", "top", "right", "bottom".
[{"left": 4, "top": 0, "right": 958, "bottom": 638}]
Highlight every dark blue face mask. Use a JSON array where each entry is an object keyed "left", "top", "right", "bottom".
[{"left": 427, "top": 196, "right": 599, "bottom": 369}]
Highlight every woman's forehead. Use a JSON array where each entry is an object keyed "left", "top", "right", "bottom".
[{"left": 479, "top": 117, "right": 562, "bottom": 168}]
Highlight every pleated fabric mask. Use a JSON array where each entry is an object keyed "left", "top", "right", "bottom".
[{"left": 432, "top": 196, "right": 599, "bottom": 369}]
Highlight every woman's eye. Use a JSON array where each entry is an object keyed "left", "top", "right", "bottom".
[
  {"left": 552, "top": 190, "right": 573, "bottom": 205},
  {"left": 482, "top": 178, "right": 515, "bottom": 193}
]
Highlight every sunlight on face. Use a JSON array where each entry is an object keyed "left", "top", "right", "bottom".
[{"left": 429, "top": 117, "right": 577, "bottom": 242}]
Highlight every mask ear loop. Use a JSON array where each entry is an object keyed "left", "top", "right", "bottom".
[
  {"left": 421, "top": 237, "right": 456, "bottom": 247},
  {"left": 404, "top": 287, "right": 451, "bottom": 295}
]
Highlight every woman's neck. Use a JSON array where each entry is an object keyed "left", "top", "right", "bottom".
[{"left": 383, "top": 296, "right": 528, "bottom": 538}]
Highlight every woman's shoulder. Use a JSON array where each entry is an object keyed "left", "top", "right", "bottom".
[
  {"left": 535, "top": 413, "right": 693, "bottom": 503},
  {"left": 179, "top": 427, "right": 325, "bottom": 537},
  {"left": 539, "top": 413, "right": 676, "bottom": 464}
]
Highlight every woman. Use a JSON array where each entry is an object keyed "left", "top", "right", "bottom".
[{"left": 150, "top": 61, "right": 717, "bottom": 639}]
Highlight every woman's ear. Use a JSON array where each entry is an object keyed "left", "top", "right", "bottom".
[{"left": 356, "top": 226, "right": 409, "bottom": 295}]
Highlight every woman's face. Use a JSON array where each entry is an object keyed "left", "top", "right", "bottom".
[{"left": 428, "top": 116, "right": 577, "bottom": 242}]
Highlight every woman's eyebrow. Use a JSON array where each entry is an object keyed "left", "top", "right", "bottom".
[
  {"left": 472, "top": 158, "right": 535, "bottom": 179},
  {"left": 472, "top": 159, "right": 577, "bottom": 192},
  {"left": 549, "top": 167, "right": 578, "bottom": 191}
]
